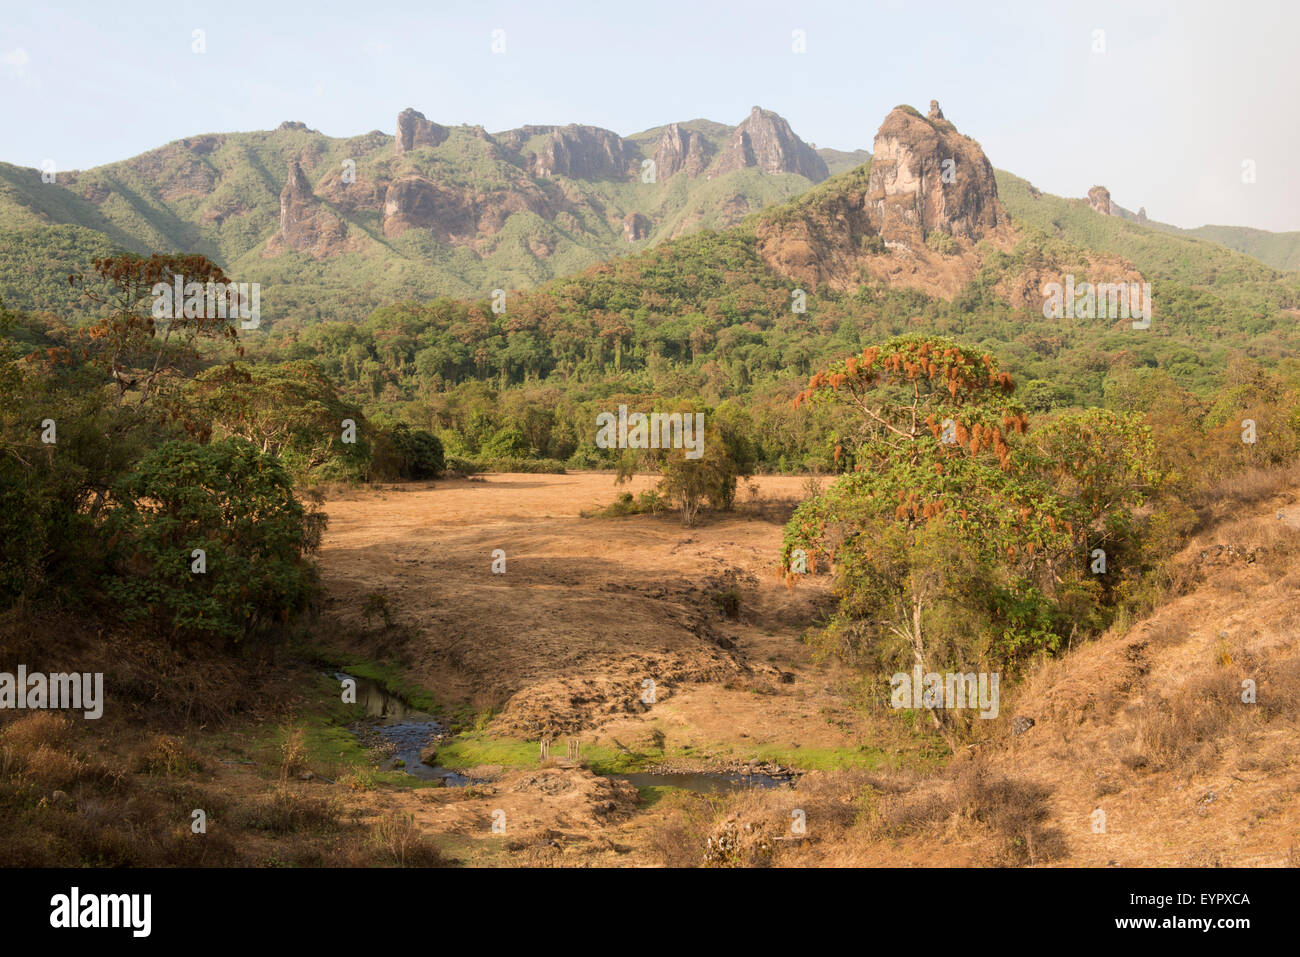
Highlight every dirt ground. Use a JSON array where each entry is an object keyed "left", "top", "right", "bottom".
[
  {"left": 316, "top": 473, "right": 876, "bottom": 746},
  {"left": 303, "top": 471, "right": 1300, "bottom": 867}
]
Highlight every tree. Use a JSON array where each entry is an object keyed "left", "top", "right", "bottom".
[
  {"left": 69, "top": 253, "right": 241, "bottom": 419},
  {"left": 783, "top": 336, "right": 1070, "bottom": 739},
  {"left": 104, "top": 439, "right": 324, "bottom": 645},
  {"left": 618, "top": 403, "right": 753, "bottom": 526},
  {"left": 189, "top": 360, "right": 369, "bottom": 481}
]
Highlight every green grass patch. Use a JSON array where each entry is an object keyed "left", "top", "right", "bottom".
[{"left": 297, "top": 644, "right": 442, "bottom": 715}]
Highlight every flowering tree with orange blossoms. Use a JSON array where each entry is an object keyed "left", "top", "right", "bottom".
[{"left": 782, "top": 335, "right": 1156, "bottom": 739}]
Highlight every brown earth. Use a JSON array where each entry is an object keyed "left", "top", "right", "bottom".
[
  {"left": 8, "top": 472, "right": 1295, "bottom": 867},
  {"left": 315, "top": 473, "right": 860, "bottom": 739},
  {"left": 308, "top": 471, "right": 1300, "bottom": 866}
]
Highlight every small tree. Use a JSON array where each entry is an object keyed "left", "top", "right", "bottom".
[
  {"left": 786, "top": 336, "right": 1163, "bottom": 741},
  {"left": 105, "top": 439, "right": 324, "bottom": 645},
  {"left": 189, "top": 360, "right": 369, "bottom": 480},
  {"left": 617, "top": 403, "right": 754, "bottom": 526}
]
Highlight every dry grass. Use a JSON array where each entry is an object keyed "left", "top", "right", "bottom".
[
  {"left": 1123, "top": 672, "right": 1246, "bottom": 774},
  {"left": 366, "top": 811, "right": 448, "bottom": 867},
  {"left": 278, "top": 726, "right": 308, "bottom": 785},
  {"left": 131, "top": 733, "right": 204, "bottom": 776}
]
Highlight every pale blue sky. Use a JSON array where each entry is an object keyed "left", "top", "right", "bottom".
[{"left": 2, "top": 0, "right": 1296, "bottom": 230}]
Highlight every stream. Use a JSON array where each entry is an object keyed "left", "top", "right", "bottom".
[{"left": 334, "top": 671, "right": 795, "bottom": 792}]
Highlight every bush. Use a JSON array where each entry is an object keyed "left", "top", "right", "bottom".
[
  {"left": 390, "top": 425, "right": 444, "bottom": 478},
  {"left": 925, "top": 230, "right": 958, "bottom": 255},
  {"left": 104, "top": 439, "right": 323, "bottom": 645},
  {"left": 371, "top": 424, "right": 445, "bottom": 480}
]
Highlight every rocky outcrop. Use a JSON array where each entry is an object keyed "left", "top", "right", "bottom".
[
  {"left": 395, "top": 108, "right": 449, "bottom": 154},
  {"left": 622, "top": 212, "right": 650, "bottom": 242},
  {"left": 1087, "top": 185, "right": 1116, "bottom": 215},
  {"left": 754, "top": 100, "right": 1013, "bottom": 297},
  {"left": 712, "top": 107, "right": 829, "bottom": 182},
  {"left": 532, "top": 125, "right": 635, "bottom": 179},
  {"left": 266, "top": 159, "right": 348, "bottom": 258},
  {"left": 866, "top": 101, "right": 1002, "bottom": 246},
  {"left": 382, "top": 175, "right": 475, "bottom": 239},
  {"left": 1137, "top": 206, "right": 1148, "bottom": 224},
  {"left": 652, "top": 123, "right": 714, "bottom": 179},
  {"left": 495, "top": 124, "right": 636, "bottom": 179}
]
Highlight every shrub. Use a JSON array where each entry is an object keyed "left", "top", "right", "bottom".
[
  {"left": 371, "top": 424, "right": 445, "bottom": 480},
  {"left": 925, "top": 230, "right": 958, "bottom": 255},
  {"left": 104, "top": 439, "right": 323, "bottom": 645}
]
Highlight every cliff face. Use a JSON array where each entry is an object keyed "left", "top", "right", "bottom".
[
  {"left": 395, "top": 108, "right": 449, "bottom": 154},
  {"left": 865, "top": 101, "right": 1002, "bottom": 246},
  {"left": 712, "top": 107, "right": 829, "bottom": 182},
  {"left": 652, "top": 123, "right": 713, "bottom": 179},
  {"left": 622, "top": 211, "right": 650, "bottom": 241},
  {"left": 265, "top": 159, "right": 349, "bottom": 258},
  {"left": 495, "top": 124, "right": 636, "bottom": 179}
]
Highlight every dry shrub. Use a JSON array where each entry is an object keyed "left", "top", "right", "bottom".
[
  {"left": 131, "top": 733, "right": 204, "bottom": 776},
  {"left": 19, "top": 745, "right": 86, "bottom": 791},
  {"left": 279, "top": 727, "right": 308, "bottom": 784},
  {"left": 878, "top": 784, "right": 954, "bottom": 836},
  {"left": 1125, "top": 672, "right": 1244, "bottom": 773},
  {"left": 950, "top": 760, "right": 1066, "bottom": 865},
  {"left": 1257, "top": 655, "right": 1300, "bottom": 722},
  {"left": 0, "top": 712, "right": 72, "bottom": 754},
  {"left": 1193, "top": 463, "right": 1300, "bottom": 516},
  {"left": 647, "top": 790, "right": 716, "bottom": 867},
  {"left": 367, "top": 811, "right": 447, "bottom": 867},
  {"left": 238, "top": 786, "right": 341, "bottom": 835},
  {"left": 703, "top": 814, "right": 775, "bottom": 868}
]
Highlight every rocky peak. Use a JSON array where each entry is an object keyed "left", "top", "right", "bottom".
[
  {"left": 928, "top": 100, "right": 945, "bottom": 121},
  {"left": 1137, "top": 206, "right": 1148, "bottom": 224},
  {"left": 713, "top": 107, "right": 829, "bottom": 182},
  {"left": 284, "top": 159, "right": 312, "bottom": 199},
  {"left": 1087, "top": 185, "right": 1116, "bottom": 215},
  {"left": 396, "top": 108, "right": 450, "bottom": 154},
  {"left": 268, "top": 159, "right": 348, "bottom": 259},
  {"left": 652, "top": 123, "right": 714, "bottom": 179},
  {"left": 866, "top": 102, "right": 1002, "bottom": 245}
]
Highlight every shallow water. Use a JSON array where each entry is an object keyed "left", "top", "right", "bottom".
[
  {"left": 332, "top": 673, "right": 794, "bottom": 792},
  {"left": 332, "top": 672, "right": 466, "bottom": 784}
]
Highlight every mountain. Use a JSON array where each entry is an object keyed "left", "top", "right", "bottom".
[
  {"left": 0, "top": 107, "right": 843, "bottom": 320},
  {"left": 198, "top": 97, "right": 1297, "bottom": 452},
  {"left": 1062, "top": 182, "right": 1300, "bottom": 273},
  {"left": 1151, "top": 223, "right": 1300, "bottom": 272},
  {"left": 2, "top": 98, "right": 1297, "bottom": 350}
]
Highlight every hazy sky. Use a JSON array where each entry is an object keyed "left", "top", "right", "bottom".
[{"left": 2, "top": 0, "right": 1296, "bottom": 231}]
